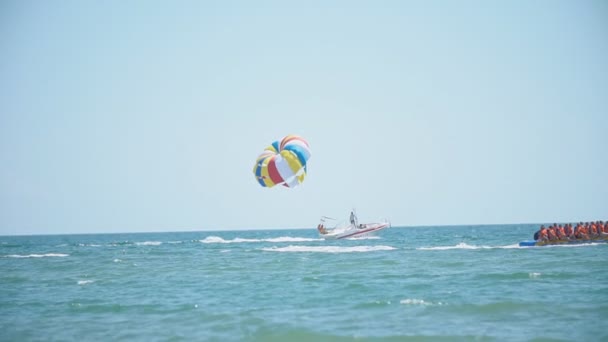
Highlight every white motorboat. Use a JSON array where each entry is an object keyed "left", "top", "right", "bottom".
[{"left": 316, "top": 215, "right": 390, "bottom": 240}]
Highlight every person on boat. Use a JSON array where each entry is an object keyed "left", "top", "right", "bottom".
[
  {"left": 595, "top": 222, "right": 604, "bottom": 238},
  {"left": 538, "top": 226, "right": 548, "bottom": 241},
  {"left": 564, "top": 224, "right": 575, "bottom": 240},
  {"left": 555, "top": 225, "right": 567, "bottom": 240},
  {"left": 575, "top": 225, "right": 589, "bottom": 240},
  {"left": 588, "top": 223, "right": 597, "bottom": 239},
  {"left": 317, "top": 223, "right": 327, "bottom": 235},
  {"left": 547, "top": 226, "right": 559, "bottom": 241},
  {"left": 534, "top": 225, "right": 544, "bottom": 241},
  {"left": 601, "top": 221, "right": 608, "bottom": 236},
  {"left": 594, "top": 222, "right": 603, "bottom": 239},
  {"left": 350, "top": 211, "right": 358, "bottom": 228}
]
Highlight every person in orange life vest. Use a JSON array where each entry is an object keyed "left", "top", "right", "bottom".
[
  {"left": 584, "top": 223, "right": 592, "bottom": 238},
  {"left": 556, "top": 225, "right": 567, "bottom": 240},
  {"left": 547, "top": 226, "right": 559, "bottom": 241},
  {"left": 595, "top": 221, "right": 604, "bottom": 237},
  {"left": 575, "top": 225, "right": 589, "bottom": 240},
  {"left": 589, "top": 223, "right": 599, "bottom": 239},
  {"left": 538, "top": 226, "right": 549, "bottom": 241}
]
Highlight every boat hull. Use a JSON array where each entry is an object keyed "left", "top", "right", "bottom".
[{"left": 321, "top": 223, "right": 389, "bottom": 240}]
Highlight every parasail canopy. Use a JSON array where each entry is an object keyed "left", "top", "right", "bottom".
[{"left": 253, "top": 135, "right": 311, "bottom": 188}]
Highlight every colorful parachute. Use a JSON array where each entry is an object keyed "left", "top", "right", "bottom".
[{"left": 253, "top": 135, "right": 311, "bottom": 188}]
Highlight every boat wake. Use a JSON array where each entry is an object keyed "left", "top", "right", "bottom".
[
  {"left": 344, "top": 235, "right": 381, "bottom": 240},
  {"left": 261, "top": 245, "right": 396, "bottom": 253}
]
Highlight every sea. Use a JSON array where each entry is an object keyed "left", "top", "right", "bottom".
[{"left": 1, "top": 224, "right": 606, "bottom": 342}]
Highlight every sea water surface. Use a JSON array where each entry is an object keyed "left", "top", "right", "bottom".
[{"left": 1, "top": 224, "right": 607, "bottom": 341}]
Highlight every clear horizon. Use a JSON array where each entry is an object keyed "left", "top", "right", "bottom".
[{"left": 2, "top": 1, "right": 607, "bottom": 235}]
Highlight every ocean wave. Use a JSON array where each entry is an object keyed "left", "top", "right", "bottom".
[
  {"left": 400, "top": 298, "right": 445, "bottom": 306},
  {"left": 135, "top": 241, "right": 162, "bottom": 246},
  {"left": 199, "top": 236, "right": 260, "bottom": 244},
  {"left": 422, "top": 241, "right": 607, "bottom": 251},
  {"left": 77, "top": 280, "right": 94, "bottom": 285},
  {"left": 109, "top": 241, "right": 133, "bottom": 246},
  {"left": 77, "top": 243, "right": 102, "bottom": 247},
  {"left": 3, "top": 253, "right": 69, "bottom": 258},
  {"left": 200, "top": 236, "right": 321, "bottom": 244},
  {"left": 265, "top": 237, "right": 323, "bottom": 243},
  {"left": 417, "top": 243, "right": 484, "bottom": 250},
  {"left": 354, "top": 300, "right": 393, "bottom": 309},
  {"left": 417, "top": 242, "right": 521, "bottom": 250},
  {"left": 477, "top": 271, "right": 547, "bottom": 280},
  {"left": 261, "top": 245, "right": 396, "bottom": 253}
]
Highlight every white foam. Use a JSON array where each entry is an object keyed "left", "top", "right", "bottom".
[
  {"left": 265, "top": 237, "right": 322, "bottom": 243},
  {"left": 417, "top": 242, "right": 522, "bottom": 250},
  {"left": 77, "top": 280, "right": 94, "bottom": 285},
  {"left": 200, "top": 236, "right": 321, "bottom": 244},
  {"left": 4, "top": 253, "right": 69, "bottom": 258},
  {"left": 135, "top": 241, "right": 162, "bottom": 246},
  {"left": 261, "top": 245, "right": 396, "bottom": 253},
  {"left": 200, "top": 236, "right": 258, "bottom": 243},
  {"left": 200, "top": 236, "right": 227, "bottom": 243},
  {"left": 499, "top": 244, "right": 522, "bottom": 249},
  {"left": 417, "top": 242, "right": 481, "bottom": 250},
  {"left": 346, "top": 236, "right": 381, "bottom": 240},
  {"left": 400, "top": 298, "right": 444, "bottom": 306},
  {"left": 233, "top": 238, "right": 265, "bottom": 243},
  {"left": 529, "top": 272, "right": 541, "bottom": 278},
  {"left": 113, "top": 258, "right": 122, "bottom": 263}
]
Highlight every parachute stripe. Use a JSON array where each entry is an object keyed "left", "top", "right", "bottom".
[
  {"left": 267, "top": 156, "right": 284, "bottom": 185},
  {"left": 281, "top": 135, "right": 308, "bottom": 151},
  {"left": 254, "top": 163, "right": 265, "bottom": 187},
  {"left": 280, "top": 135, "right": 297, "bottom": 150},
  {"left": 281, "top": 150, "right": 303, "bottom": 175},
  {"left": 260, "top": 160, "right": 276, "bottom": 187},
  {"left": 283, "top": 144, "right": 308, "bottom": 167},
  {"left": 275, "top": 155, "right": 295, "bottom": 184}
]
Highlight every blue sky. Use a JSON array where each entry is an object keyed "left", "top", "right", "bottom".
[{"left": 1, "top": 1, "right": 607, "bottom": 235}]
